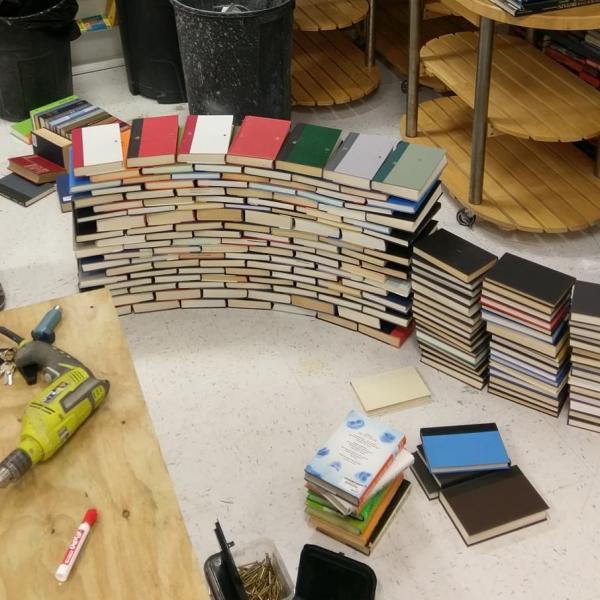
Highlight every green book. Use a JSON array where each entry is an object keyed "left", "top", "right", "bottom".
[
  {"left": 305, "top": 483, "right": 390, "bottom": 534},
  {"left": 30, "top": 95, "right": 79, "bottom": 130},
  {"left": 275, "top": 123, "right": 342, "bottom": 177},
  {"left": 372, "top": 141, "right": 446, "bottom": 201},
  {"left": 10, "top": 118, "right": 33, "bottom": 144}
]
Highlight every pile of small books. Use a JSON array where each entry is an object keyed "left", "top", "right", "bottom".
[
  {"left": 411, "top": 423, "right": 549, "bottom": 545},
  {"left": 568, "top": 281, "right": 600, "bottom": 432},
  {"left": 482, "top": 254, "right": 575, "bottom": 417},
  {"left": 412, "top": 229, "right": 497, "bottom": 390},
  {"left": 304, "top": 410, "right": 413, "bottom": 555},
  {"left": 491, "top": 0, "right": 599, "bottom": 17}
]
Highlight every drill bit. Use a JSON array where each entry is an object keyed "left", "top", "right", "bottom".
[{"left": 0, "top": 449, "right": 32, "bottom": 488}]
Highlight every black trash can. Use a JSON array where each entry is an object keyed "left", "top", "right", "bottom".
[
  {"left": 170, "top": 0, "right": 294, "bottom": 124},
  {"left": 116, "top": 0, "right": 187, "bottom": 104},
  {"left": 0, "top": 0, "right": 78, "bottom": 122}
]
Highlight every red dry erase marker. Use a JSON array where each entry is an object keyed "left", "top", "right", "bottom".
[{"left": 55, "top": 509, "right": 98, "bottom": 583}]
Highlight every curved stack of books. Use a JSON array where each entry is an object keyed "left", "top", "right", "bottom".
[{"left": 70, "top": 114, "right": 446, "bottom": 347}]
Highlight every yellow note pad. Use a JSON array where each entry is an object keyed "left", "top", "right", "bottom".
[{"left": 351, "top": 366, "right": 431, "bottom": 414}]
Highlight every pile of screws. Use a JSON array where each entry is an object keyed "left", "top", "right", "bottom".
[{"left": 238, "top": 554, "right": 285, "bottom": 600}]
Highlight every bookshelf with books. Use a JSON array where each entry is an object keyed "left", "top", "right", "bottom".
[{"left": 403, "top": 0, "right": 600, "bottom": 233}]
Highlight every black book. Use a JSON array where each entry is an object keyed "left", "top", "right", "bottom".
[
  {"left": 485, "top": 253, "right": 575, "bottom": 308},
  {"left": 410, "top": 452, "right": 439, "bottom": 500},
  {"left": 571, "top": 281, "right": 600, "bottom": 327},
  {"left": 414, "top": 229, "right": 497, "bottom": 284},
  {"left": 439, "top": 466, "right": 549, "bottom": 546},
  {"left": 0, "top": 173, "right": 54, "bottom": 207}
]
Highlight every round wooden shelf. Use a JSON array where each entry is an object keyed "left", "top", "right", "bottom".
[
  {"left": 445, "top": 0, "right": 600, "bottom": 30},
  {"left": 400, "top": 96, "right": 600, "bottom": 233},
  {"left": 421, "top": 33, "right": 600, "bottom": 142},
  {"left": 294, "top": 0, "right": 369, "bottom": 31},
  {"left": 375, "top": 0, "right": 474, "bottom": 91},
  {"left": 292, "top": 30, "right": 380, "bottom": 106}
]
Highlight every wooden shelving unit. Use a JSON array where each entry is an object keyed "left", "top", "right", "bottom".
[
  {"left": 292, "top": 30, "right": 380, "bottom": 106},
  {"left": 291, "top": 0, "right": 379, "bottom": 107},
  {"left": 401, "top": 96, "right": 600, "bottom": 233},
  {"left": 375, "top": 0, "right": 474, "bottom": 90},
  {"left": 421, "top": 33, "right": 600, "bottom": 142}
]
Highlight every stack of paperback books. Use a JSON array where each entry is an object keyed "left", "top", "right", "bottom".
[
  {"left": 412, "top": 229, "right": 497, "bottom": 389},
  {"left": 411, "top": 423, "right": 549, "bottom": 545},
  {"left": 304, "top": 410, "right": 413, "bottom": 554},
  {"left": 67, "top": 113, "right": 447, "bottom": 347},
  {"left": 568, "top": 281, "right": 600, "bottom": 432},
  {"left": 482, "top": 254, "right": 575, "bottom": 417}
]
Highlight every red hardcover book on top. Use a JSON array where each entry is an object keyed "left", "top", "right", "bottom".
[
  {"left": 126, "top": 114, "right": 179, "bottom": 168},
  {"left": 8, "top": 154, "right": 65, "bottom": 184},
  {"left": 226, "top": 115, "right": 291, "bottom": 168}
]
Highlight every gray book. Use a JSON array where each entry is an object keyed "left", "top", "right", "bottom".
[
  {"left": 0, "top": 173, "right": 54, "bottom": 207},
  {"left": 323, "top": 133, "right": 396, "bottom": 189}
]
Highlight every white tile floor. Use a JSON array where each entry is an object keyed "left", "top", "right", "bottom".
[{"left": 1, "top": 63, "right": 600, "bottom": 600}]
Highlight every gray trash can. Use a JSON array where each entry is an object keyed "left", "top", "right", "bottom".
[{"left": 170, "top": 0, "right": 294, "bottom": 124}]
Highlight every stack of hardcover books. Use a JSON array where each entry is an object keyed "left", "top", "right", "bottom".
[
  {"left": 411, "top": 423, "right": 549, "bottom": 545},
  {"left": 66, "top": 113, "right": 447, "bottom": 347},
  {"left": 304, "top": 410, "right": 413, "bottom": 554},
  {"left": 412, "top": 229, "right": 497, "bottom": 389},
  {"left": 568, "top": 281, "right": 600, "bottom": 432},
  {"left": 482, "top": 254, "right": 575, "bottom": 417}
]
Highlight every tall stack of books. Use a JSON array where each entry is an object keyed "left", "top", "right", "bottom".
[
  {"left": 411, "top": 423, "right": 549, "bottom": 546},
  {"left": 482, "top": 254, "right": 575, "bottom": 417},
  {"left": 411, "top": 229, "right": 498, "bottom": 389},
  {"left": 67, "top": 113, "right": 447, "bottom": 347},
  {"left": 568, "top": 281, "right": 600, "bottom": 433},
  {"left": 304, "top": 410, "right": 413, "bottom": 555}
]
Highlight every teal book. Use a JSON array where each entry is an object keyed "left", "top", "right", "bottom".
[
  {"left": 275, "top": 123, "right": 342, "bottom": 177},
  {"left": 372, "top": 141, "right": 446, "bottom": 201}
]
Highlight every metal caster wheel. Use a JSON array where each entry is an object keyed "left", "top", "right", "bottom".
[
  {"left": 457, "top": 208, "right": 476, "bottom": 227},
  {"left": 401, "top": 79, "right": 409, "bottom": 94}
]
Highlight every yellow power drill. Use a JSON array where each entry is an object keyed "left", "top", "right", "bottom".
[{"left": 0, "top": 310, "right": 110, "bottom": 488}]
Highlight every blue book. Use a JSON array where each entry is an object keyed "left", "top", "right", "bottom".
[
  {"left": 56, "top": 174, "right": 72, "bottom": 213},
  {"left": 305, "top": 410, "right": 406, "bottom": 506},
  {"left": 420, "top": 423, "right": 510, "bottom": 474}
]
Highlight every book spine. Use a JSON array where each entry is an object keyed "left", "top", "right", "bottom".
[
  {"left": 178, "top": 115, "right": 197, "bottom": 156},
  {"left": 127, "top": 119, "right": 143, "bottom": 161},
  {"left": 71, "top": 128, "right": 85, "bottom": 170}
]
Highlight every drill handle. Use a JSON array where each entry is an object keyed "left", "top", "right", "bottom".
[{"left": 15, "top": 341, "right": 88, "bottom": 381}]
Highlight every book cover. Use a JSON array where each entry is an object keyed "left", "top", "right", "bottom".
[
  {"left": 178, "top": 114, "right": 233, "bottom": 163},
  {"left": 8, "top": 155, "right": 65, "bottom": 184},
  {"left": 276, "top": 123, "right": 343, "bottom": 177},
  {"left": 127, "top": 115, "right": 179, "bottom": 167},
  {"left": 56, "top": 173, "right": 72, "bottom": 213},
  {"left": 324, "top": 133, "right": 396, "bottom": 189},
  {"left": 72, "top": 123, "right": 123, "bottom": 176},
  {"left": 571, "top": 280, "right": 600, "bottom": 326},
  {"left": 421, "top": 423, "right": 510, "bottom": 474},
  {"left": 485, "top": 253, "right": 575, "bottom": 308},
  {"left": 11, "top": 118, "right": 33, "bottom": 144},
  {"left": 414, "top": 229, "right": 498, "bottom": 283},
  {"left": 439, "top": 465, "right": 549, "bottom": 545},
  {"left": 227, "top": 115, "right": 291, "bottom": 167},
  {"left": 0, "top": 173, "right": 54, "bottom": 207},
  {"left": 31, "top": 128, "right": 71, "bottom": 168},
  {"left": 372, "top": 141, "right": 446, "bottom": 200},
  {"left": 305, "top": 410, "right": 406, "bottom": 505},
  {"left": 351, "top": 367, "right": 430, "bottom": 415}
]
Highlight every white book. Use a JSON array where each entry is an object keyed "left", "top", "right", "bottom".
[
  {"left": 178, "top": 115, "right": 234, "bottom": 163},
  {"left": 73, "top": 123, "right": 123, "bottom": 176}
]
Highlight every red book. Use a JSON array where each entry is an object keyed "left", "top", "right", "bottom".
[
  {"left": 127, "top": 115, "right": 179, "bottom": 168},
  {"left": 8, "top": 154, "right": 65, "bottom": 184},
  {"left": 481, "top": 296, "right": 569, "bottom": 333},
  {"left": 226, "top": 115, "right": 291, "bottom": 168}
]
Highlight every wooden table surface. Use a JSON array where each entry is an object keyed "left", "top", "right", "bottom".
[
  {"left": 0, "top": 289, "right": 208, "bottom": 600},
  {"left": 447, "top": 0, "right": 600, "bottom": 29}
]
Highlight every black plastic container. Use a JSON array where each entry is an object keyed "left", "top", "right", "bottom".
[
  {"left": 0, "top": 0, "right": 77, "bottom": 122},
  {"left": 116, "top": 0, "right": 187, "bottom": 104},
  {"left": 170, "top": 0, "right": 294, "bottom": 124}
]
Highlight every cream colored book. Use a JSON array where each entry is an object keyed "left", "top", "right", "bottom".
[{"left": 351, "top": 367, "right": 430, "bottom": 415}]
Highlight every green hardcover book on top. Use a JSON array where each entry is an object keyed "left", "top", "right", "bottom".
[
  {"left": 275, "top": 123, "right": 342, "bottom": 178},
  {"left": 372, "top": 141, "right": 446, "bottom": 201}
]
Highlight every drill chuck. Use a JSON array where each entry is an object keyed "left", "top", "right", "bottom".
[{"left": 0, "top": 449, "right": 33, "bottom": 488}]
